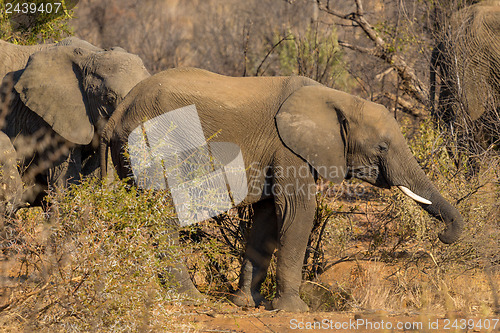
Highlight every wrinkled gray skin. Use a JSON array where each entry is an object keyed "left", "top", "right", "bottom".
[
  {"left": 0, "top": 131, "right": 23, "bottom": 216},
  {"left": 0, "top": 37, "right": 150, "bottom": 205},
  {"left": 0, "top": 40, "right": 54, "bottom": 80},
  {"left": 101, "top": 68, "right": 464, "bottom": 312},
  {"left": 430, "top": 1, "right": 500, "bottom": 164}
]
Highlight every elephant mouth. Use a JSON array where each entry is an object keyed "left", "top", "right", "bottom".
[
  {"left": 347, "top": 165, "right": 390, "bottom": 189},
  {"left": 347, "top": 165, "right": 434, "bottom": 205},
  {"left": 374, "top": 172, "right": 391, "bottom": 189}
]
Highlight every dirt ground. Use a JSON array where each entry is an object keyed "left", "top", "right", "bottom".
[
  {"left": 1, "top": 185, "right": 498, "bottom": 332},
  {"left": 172, "top": 303, "right": 500, "bottom": 332},
  {"left": 177, "top": 187, "right": 500, "bottom": 333}
]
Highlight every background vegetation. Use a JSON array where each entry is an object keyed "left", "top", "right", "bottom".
[
  {"left": 0, "top": 0, "right": 74, "bottom": 43},
  {"left": 1, "top": 0, "right": 498, "bottom": 331}
]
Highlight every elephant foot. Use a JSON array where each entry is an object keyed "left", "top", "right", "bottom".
[
  {"left": 231, "top": 289, "right": 267, "bottom": 308},
  {"left": 159, "top": 266, "right": 206, "bottom": 304},
  {"left": 176, "top": 281, "right": 206, "bottom": 303},
  {"left": 272, "top": 293, "right": 309, "bottom": 312}
]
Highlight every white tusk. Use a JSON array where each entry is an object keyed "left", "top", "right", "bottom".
[{"left": 397, "top": 186, "right": 432, "bottom": 205}]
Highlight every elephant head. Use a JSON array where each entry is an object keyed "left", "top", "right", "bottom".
[
  {"left": 0, "top": 36, "right": 102, "bottom": 85},
  {"left": 13, "top": 44, "right": 150, "bottom": 145},
  {"left": 276, "top": 85, "right": 464, "bottom": 244},
  {"left": 0, "top": 40, "right": 53, "bottom": 80}
]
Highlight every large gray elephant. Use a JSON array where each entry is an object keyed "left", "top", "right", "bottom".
[
  {"left": 100, "top": 67, "right": 464, "bottom": 312},
  {"left": 430, "top": 1, "right": 500, "bottom": 165},
  {"left": 1, "top": 38, "right": 150, "bottom": 205}
]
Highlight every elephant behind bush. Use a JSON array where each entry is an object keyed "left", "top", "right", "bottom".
[{"left": 0, "top": 37, "right": 150, "bottom": 206}]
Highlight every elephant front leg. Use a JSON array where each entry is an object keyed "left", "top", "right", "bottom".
[
  {"left": 232, "top": 198, "right": 278, "bottom": 308},
  {"left": 271, "top": 175, "right": 316, "bottom": 312}
]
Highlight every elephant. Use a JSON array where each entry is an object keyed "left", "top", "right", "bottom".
[
  {"left": 0, "top": 38, "right": 150, "bottom": 205},
  {"left": 430, "top": 1, "right": 500, "bottom": 170},
  {"left": 0, "top": 131, "right": 23, "bottom": 216},
  {"left": 100, "top": 67, "right": 464, "bottom": 312}
]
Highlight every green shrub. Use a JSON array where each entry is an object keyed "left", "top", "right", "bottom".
[
  {"left": 0, "top": 0, "right": 74, "bottom": 43},
  {"left": 273, "top": 24, "right": 352, "bottom": 89}
]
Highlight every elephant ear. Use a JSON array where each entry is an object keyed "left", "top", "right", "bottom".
[
  {"left": 14, "top": 46, "right": 94, "bottom": 145},
  {"left": 276, "top": 85, "right": 347, "bottom": 183}
]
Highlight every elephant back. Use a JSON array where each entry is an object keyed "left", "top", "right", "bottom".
[
  {"left": 104, "top": 68, "right": 317, "bottom": 140},
  {"left": 100, "top": 68, "right": 318, "bottom": 180}
]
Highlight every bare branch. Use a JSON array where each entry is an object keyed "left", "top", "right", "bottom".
[
  {"left": 354, "top": 0, "right": 364, "bottom": 15},
  {"left": 317, "top": 0, "right": 384, "bottom": 46},
  {"left": 381, "top": 92, "right": 426, "bottom": 118},
  {"left": 316, "top": 0, "right": 429, "bottom": 109},
  {"left": 315, "top": 0, "right": 349, "bottom": 19},
  {"left": 338, "top": 40, "right": 381, "bottom": 57},
  {"left": 255, "top": 34, "right": 293, "bottom": 76}
]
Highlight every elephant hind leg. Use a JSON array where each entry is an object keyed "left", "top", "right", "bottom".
[
  {"left": 158, "top": 259, "right": 205, "bottom": 302},
  {"left": 157, "top": 225, "right": 206, "bottom": 303},
  {"left": 232, "top": 198, "right": 278, "bottom": 308}
]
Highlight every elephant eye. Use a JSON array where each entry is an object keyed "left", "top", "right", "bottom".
[
  {"left": 377, "top": 142, "right": 389, "bottom": 153},
  {"left": 106, "top": 91, "right": 117, "bottom": 105}
]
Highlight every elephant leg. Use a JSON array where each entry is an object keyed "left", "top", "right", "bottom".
[
  {"left": 48, "top": 147, "right": 82, "bottom": 189},
  {"left": 232, "top": 198, "right": 278, "bottom": 307},
  {"left": 157, "top": 224, "right": 205, "bottom": 302},
  {"left": 81, "top": 147, "right": 101, "bottom": 179},
  {"left": 271, "top": 173, "right": 316, "bottom": 312}
]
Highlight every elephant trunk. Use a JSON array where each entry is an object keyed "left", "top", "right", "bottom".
[
  {"left": 99, "top": 117, "right": 115, "bottom": 180},
  {"left": 99, "top": 135, "right": 109, "bottom": 181},
  {"left": 387, "top": 149, "right": 464, "bottom": 244},
  {"left": 99, "top": 100, "right": 128, "bottom": 181},
  {"left": 422, "top": 190, "right": 463, "bottom": 244},
  {"left": 397, "top": 184, "right": 463, "bottom": 243}
]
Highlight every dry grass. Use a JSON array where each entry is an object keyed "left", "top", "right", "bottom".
[{"left": 0, "top": 180, "right": 198, "bottom": 332}]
